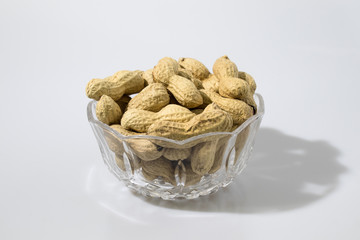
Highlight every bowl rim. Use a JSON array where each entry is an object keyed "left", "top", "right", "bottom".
[{"left": 87, "top": 93, "right": 265, "bottom": 145}]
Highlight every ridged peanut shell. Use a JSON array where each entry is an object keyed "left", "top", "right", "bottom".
[
  {"left": 86, "top": 70, "right": 144, "bottom": 101},
  {"left": 152, "top": 57, "right": 179, "bottom": 85},
  {"left": 201, "top": 90, "right": 253, "bottom": 125},
  {"left": 127, "top": 139, "right": 164, "bottom": 161},
  {"left": 121, "top": 109, "right": 157, "bottom": 133},
  {"left": 218, "top": 77, "right": 250, "bottom": 100},
  {"left": 110, "top": 124, "right": 143, "bottom": 136},
  {"left": 96, "top": 95, "right": 122, "bottom": 125},
  {"left": 147, "top": 110, "right": 233, "bottom": 141},
  {"left": 142, "top": 69, "right": 154, "bottom": 86},
  {"left": 178, "top": 57, "right": 210, "bottom": 80},
  {"left": 112, "top": 70, "right": 144, "bottom": 94},
  {"left": 167, "top": 75, "right": 203, "bottom": 108},
  {"left": 178, "top": 67, "right": 204, "bottom": 89},
  {"left": 190, "top": 140, "right": 218, "bottom": 175},
  {"left": 141, "top": 157, "right": 176, "bottom": 185},
  {"left": 202, "top": 74, "right": 219, "bottom": 92},
  {"left": 127, "top": 83, "right": 170, "bottom": 112},
  {"left": 121, "top": 105, "right": 195, "bottom": 133},
  {"left": 238, "top": 71, "right": 257, "bottom": 93},
  {"left": 213, "top": 55, "right": 239, "bottom": 80},
  {"left": 163, "top": 148, "right": 192, "bottom": 161}
]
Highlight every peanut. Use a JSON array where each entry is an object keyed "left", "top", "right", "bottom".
[
  {"left": 218, "top": 77, "right": 257, "bottom": 111},
  {"left": 178, "top": 67, "right": 204, "bottom": 90},
  {"left": 111, "top": 125, "right": 163, "bottom": 162},
  {"left": 202, "top": 74, "right": 219, "bottom": 92},
  {"left": 142, "top": 69, "right": 154, "bottom": 86},
  {"left": 86, "top": 70, "right": 144, "bottom": 101},
  {"left": 153, "top": 57, "right": 203, "bottom": 108},
  {"left": 201, "top": 89, "right": 253, "bottom": 125},
  {"left": 127, "top": 83, "right": 170, "bottom": 112},
  {"left": 213, "top": 55, "right": 238, "bottom": 80},
  {"left": 110, "top": 124, "right": 143, "bottom": 136},
  {"left": 190, "top": 140, "right": 218, "bottom": 175},
  {"left": 178, "top": 57, "right": 210, "bottom": 80},
  {"left": 218, "top": 77, "right": 250, "bottom": 100},
  {"left": 166, "top": 75, "right": 203, "bottom": 108},
  {"left": 96, "top": 95, "right": 122, "bottom": 125},
  {"left": 163, "top": 148, "right": 191, "bottom": 161},
  {"left": 208, "top": 136, "right": 230, "bottom": 173},
  {"left": 152, "top": 57, "right": 179, "bottom": 85},
  {"left": 141, "top": 157, "right": 176, "bottom": 185},
  {"left": 238, "top": 71, "right": 257, "bottom": 93},
  {"left": 127, "top": 138, "right": 164, "bottom": 161},
  {"left": 121, "top": 104, "right": 195, "bottom": 133},
  {"left": 147, "top": 106, "right": 233, "bottom": 140},
  {"left": 196, "top": 89, "right": 213, "bottom": 109},
  {"left": 177, "top": 67, "right": 193, "bottom": 80}
]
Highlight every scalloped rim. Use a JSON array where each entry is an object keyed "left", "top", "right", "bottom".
[{"left": 87, "top": 93, "right": 265, "bottom": 146}]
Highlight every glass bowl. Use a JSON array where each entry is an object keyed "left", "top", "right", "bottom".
[{"left": 87, "top": 93, "right": 264, "bottom": 200}]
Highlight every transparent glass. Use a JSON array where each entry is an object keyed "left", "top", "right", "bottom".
[{"left": 87, "top": 94, "right": 264, "bottom": 200}]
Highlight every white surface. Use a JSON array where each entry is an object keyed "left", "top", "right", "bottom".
[{"left": 1, "top": 0, "right": 359, "bottom": 239}]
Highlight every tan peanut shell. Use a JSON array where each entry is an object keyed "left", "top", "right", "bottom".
[
  {"left": 218, "top": 77, "right": 250, "bottom": 100},
  {"left": 152, "top": 57, "right": 179, "bottom": 85},
  {"left": 178, "top": 67, "right": 204, "bottom": 89},
  {"left": 110, "top": 124, "right": 143, "bottom": 136},
  {"left": 177, "top": 67, "right": 193, "bottom": 80},
  {"left": 104, "top": 129, "right": 124, "bottom": 155},
  {"left": 141, "top": 157, "right": 176, "bottom": 185},
  {"left": 121, "top": 109, "right": 157, "bottom": 133},
  {"left": 121, "top": 104, "right": 195, "bottom": 133},
  {"left": 208, "top": 136, "right": 230, "bottom": 174},
  {"left": 238, "top": 71, "right": 257, "bottom": 93},
  {"left": 218, "top": 76, "right": 257, "bottom": 111},
  {"left": 142, "top": 69, "right": 154, "bottom": 86},
  {"left": 202, "top": 74, "right": 219, "bottom": 92},
  {"left": 213, "top": 55, "right": 239, "bottom": 80},
  {"left": 178, "top": 57, "right": 210, "bottom": 80},
  {"left": 115, "top": 95, "right": 131, "bottom": 113},
  {"left": 201, "top": 90, "right": 253, "bottom": 125},
  {"left": 127, "top": 138, "right": 164, "bottom": 161},
  {"left": 167, "top": 75, "right": 203, "bottom": 108},
  {"left": 163, "top": 148, "right": 191, "bottom": 161},
  {"left": 86, "top": 70, "right": 144, "bottom": 101},
  {"left": 190, "top": 140, "right": 218, "bottom": 175},
  {"left": 147, "top": 108, "right": 233, "bottom": 141},
  {"left": 196, "top": 90, "right": 213, "bottom": 109},
  {"left": 183, "top": 161, "right": 203, "bottom": 186},
  {"left": 127, "top": 83, "right": 170, "bottom": 112},
  {"left": 96, "top": 95, "right": 122, "bottom": 125}
]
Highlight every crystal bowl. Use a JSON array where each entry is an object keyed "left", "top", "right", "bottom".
[{"left": 87, "top": 93, "right": 264, "bottom": 200}]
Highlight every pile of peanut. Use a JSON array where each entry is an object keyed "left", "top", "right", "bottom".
[{"left": 86, "top": 56, "right": 257, "bottom": 186}]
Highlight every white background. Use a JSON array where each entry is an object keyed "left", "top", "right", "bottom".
[{"left": 1, "top": 0, "right": 360, "bottom": 239}]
